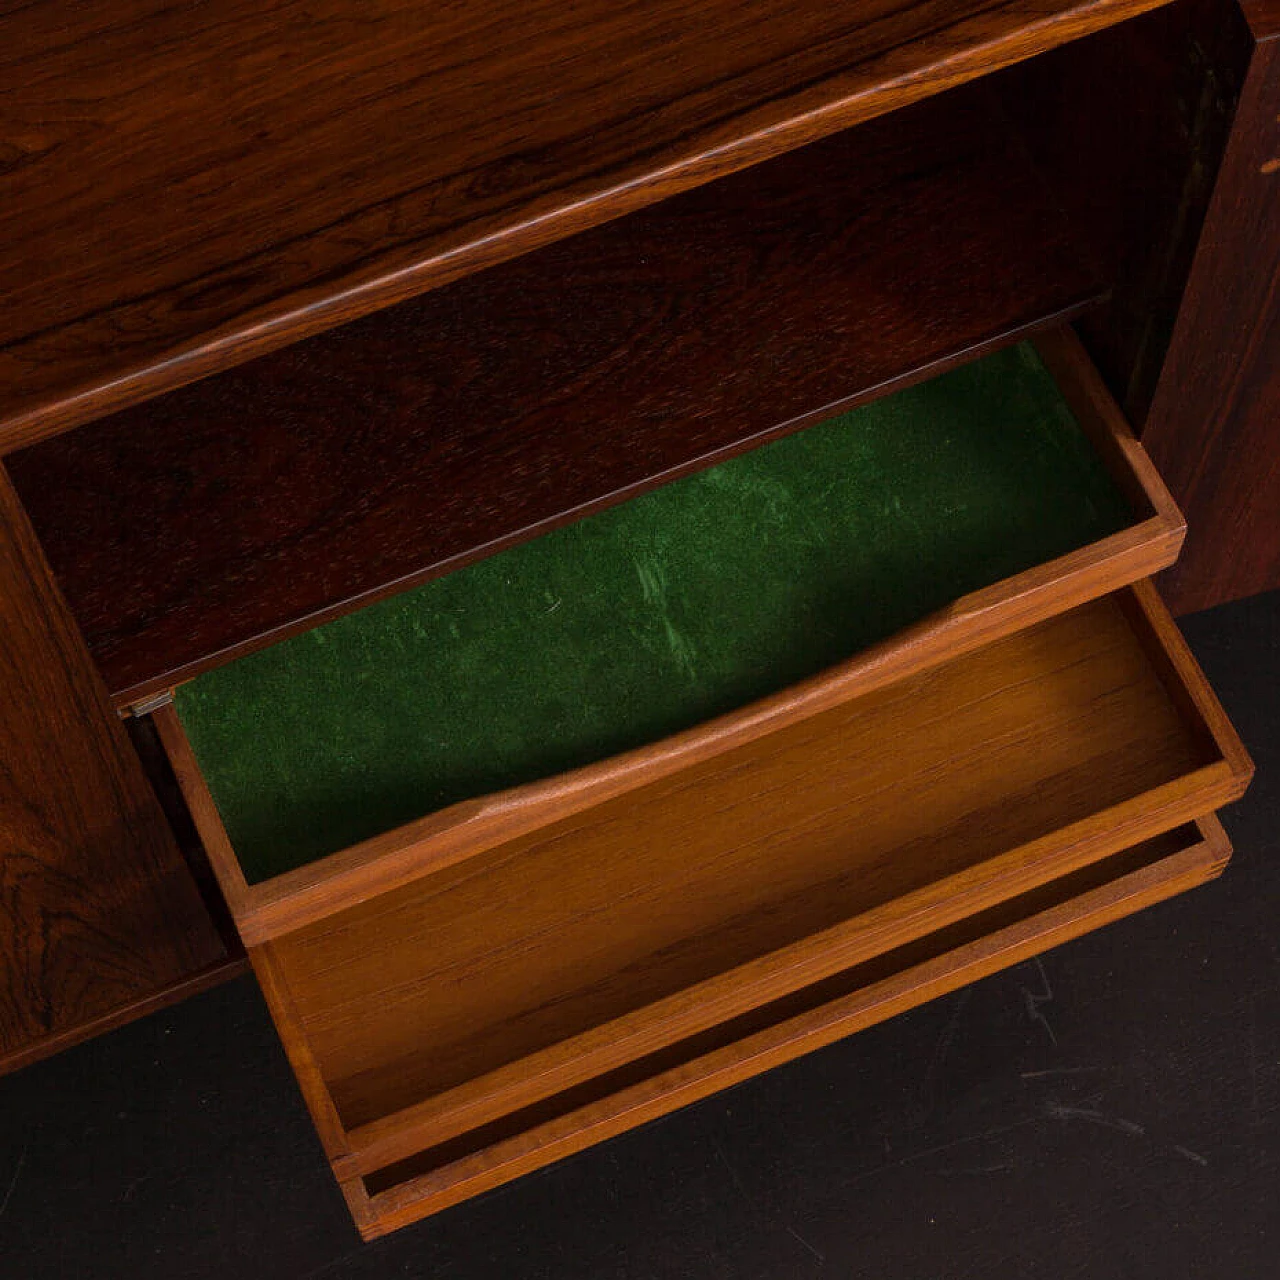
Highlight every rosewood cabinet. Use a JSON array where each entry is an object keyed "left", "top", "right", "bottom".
[{"left": 0, "top": 0, "right": 1274, "bottom": 1239}]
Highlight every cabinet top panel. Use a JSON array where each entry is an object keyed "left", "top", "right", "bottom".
[{"left": 0, "top": 0, "right": 1170, "bottom": 449}]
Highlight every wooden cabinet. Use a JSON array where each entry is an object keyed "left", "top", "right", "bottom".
[{"left": 0, "top": 0, "right": 1272, "bottom": 1240}]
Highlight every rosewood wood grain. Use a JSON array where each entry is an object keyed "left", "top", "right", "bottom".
[
  {"left": 9, "top": 92, "right": 1110, "bottom": 707},
  {"left": 0, "top": 0, "right": 1177, "bottom": 450},
  {"left": 0, "top": 954, "right": 247, "bottom": 1079},
  {"left": 150, "top": 330, "right": 1187, "bottom": 946},
  {"left": 998, "top": 0, "right": 1250, "bottom": 423},
  {"left": 0, "top": 468, "right": 226, "bottom": 1067},
  {"left": 1140, "top": 7, "right": 1280, "bottom": 613},
  {"left": 354, "top": 816, "right": 1229, "bottom": 1237}
]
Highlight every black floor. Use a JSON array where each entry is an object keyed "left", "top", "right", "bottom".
[{"left": 2, "top": 590, "right": 1277, "bottom": 1280}]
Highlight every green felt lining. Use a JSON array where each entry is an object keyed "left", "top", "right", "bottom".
[{"left": 175, "top": 343, "right": 1134, "bottom": 884}]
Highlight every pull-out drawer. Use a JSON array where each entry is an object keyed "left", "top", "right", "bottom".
[
  {"left": 354, "top": 815, "right": 1232, "bottom": 1235},
  {"left": 152, "top": 331, "right": 1249, "bottom": 1238}
]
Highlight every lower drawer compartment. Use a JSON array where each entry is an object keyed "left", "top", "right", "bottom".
[
  {"left": 158, "top": 581, "right": 1250, "bottom": 1239},
  {"left": 348, "top": 814, "right": 1230, "bottom": 1237}
]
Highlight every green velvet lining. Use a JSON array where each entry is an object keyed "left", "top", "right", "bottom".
[{"left": 175, "top": 343, "right": 1133, "bottom": 884}]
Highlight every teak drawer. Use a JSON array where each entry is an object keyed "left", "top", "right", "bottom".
[
  {"left": 152, "top": 333, "right": 1250, "bottom": 1238},
  {"left": 354, "top": 814, "right": 1232, "bottom": 1235}
]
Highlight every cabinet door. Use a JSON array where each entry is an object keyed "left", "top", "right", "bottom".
[{"left": 1143, "top": 3, "right": 1280, "bottom": 614}]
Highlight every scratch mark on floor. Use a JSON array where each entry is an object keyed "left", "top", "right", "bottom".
[
  {"left": 1174, "top": 1145, "right": 1209, "bottom": 1167},
  {"left": 709, "top": 1133, "right": 752, "bottom": 1205},
  {"left": 936, "top": 1163, "right": 1013, "bottom": 1177},
  {"left": 844, "top": 1117, "right": 1041, "bottom": 1188},
  {"left": 918, "top": 987, "right": 973, "bottom": 1121},
  {"left": 1021, "top": 1066, "right": 1107, "bottom": 1080},
  {"left": 787, "top": 1225, "right": 825, "bottom": 1265},
  {"left": 1019, "top": 957, "right": 1058, "bottom": 1046},
  {"left": 0, "top": 1145, "right": 27, "bottom": 1222},
  {"left": 711, "top": 1132, "right": 824, "bottom": 1266},
  {"left": 1043, "top": 1104, "right": 1145, "bottom": 1135}
]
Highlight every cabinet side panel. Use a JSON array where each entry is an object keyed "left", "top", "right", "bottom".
[{"left": 0, "top": 467, "right": 225, "bottom": 1068}]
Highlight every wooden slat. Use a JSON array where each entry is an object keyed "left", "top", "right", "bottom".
[
  {"left": 248, "top": 943, "right": 352, "bottom": 1164},
  {"left": 355, "top": 815, "right": 1230, "bottom": 1238},
  {"left": 8, "top": 88, "right": 1110, "bottom": 706},
  {"left": 0, "top": 0, "right": 1176, "bottom": 450},
  {"left": 0, "top": 468, "right": 226, "bottom": 1064}
]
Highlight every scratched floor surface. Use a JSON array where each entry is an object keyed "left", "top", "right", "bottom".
[{"left": 0, "top": 589, "right": 1277, "bottom": 1280}]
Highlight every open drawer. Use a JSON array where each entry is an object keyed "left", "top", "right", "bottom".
[
  {"left": 352, "top": 814, "right": 1232, "bottom": 1236},
  {"left": 150, "top": 330, "right": 1248, "bottom": 1237}
]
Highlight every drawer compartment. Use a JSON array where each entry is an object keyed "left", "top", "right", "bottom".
[{"left": 151, "top": 332, "right": 1246, "bottom": 1238}]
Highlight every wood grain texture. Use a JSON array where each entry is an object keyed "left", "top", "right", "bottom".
[
  {"left": 0, "top": 0, "right": 1176, "bottom": 451},
  {"left": 151, "top": 330, "right": 1186, "bottom": 945},
  {"left": 997, "top": 0, "right": 1250, "bottom": 424},
  {"left": 1242, "top": 0, "right": 1280, "bottom": 36},
  {"left": 355, "top": 815, "right": 1230, "bottom": 1237},
  {"left": 0, "top": 953, "right": 246, "bottom": 1079},
  {"left": 1141, "top": 22, "right": 1280, "bottom": 614},
  {"left": 9, "top": 92, "right": 1108, "bottom": 707},
  {"left": 0, "top": 468, "right": 225, "bottom": 1062},
  {"left": 247, "top": 943, "right": 351, "bottom": 1164}
]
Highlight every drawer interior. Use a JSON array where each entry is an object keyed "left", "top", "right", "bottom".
[
  {"left": 171, "top": 335, "right": 1164, "bottom": 885},
  {"left": 252, "top": 591, "right": 1241, "bottom": 1136}
]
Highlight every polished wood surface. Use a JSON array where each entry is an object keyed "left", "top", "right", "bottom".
[
  {"left": 353, "top": 816, "right": 1230, "bottom": 1237},
  {"left": 0, "top": 0, "right": 1267, "bottom": 1232},
  {"left": 1141, "top": 14, "right": 1280, "bottom": 614},
  {"left": 997, "top": 0, "right": 1250, "bottom": 424},
  {"left": 0, "top": 0, "right": 1176, "bottom": 451},
  {"left": 0, "top": 954, "right": 247, "bottom": 1079},
  {"left": 0, "top": 469, "right": 226, "bottom": 1069},
  {"left": 9, "top": 93, "right": 1107, "bottom": 707}
]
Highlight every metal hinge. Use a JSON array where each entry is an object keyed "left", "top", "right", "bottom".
[{"left": 125, "top": 689, "right": 175, "bottom": 718}]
